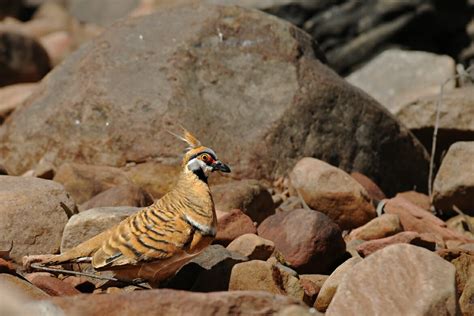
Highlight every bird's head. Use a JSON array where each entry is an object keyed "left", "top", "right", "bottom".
[{"left": 171, "top": 128, "right": 231, "bottom": 182}]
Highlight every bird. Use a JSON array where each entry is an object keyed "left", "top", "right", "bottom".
[{"left": 23, "top": 128, "right": 231, "bottom": 285}]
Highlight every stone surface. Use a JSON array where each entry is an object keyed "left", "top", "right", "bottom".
[
  {"left": 452, "top": 253, "right": 474, "bottom": 299},
  {"left": 67, "top": 0, "right": 140, "bottom": 26},
  {"left": 347, "top": 49, "right": 455, "bottom": 113},
  {"left": 215, "top": 209, "right": 257, "bottom": 246},
  {"left": 446, "top": 215, "right": 474, "bottom": 240},
  {"left": 433, "top": 142, "right": 474, "bottom": 214},
  {"left": 229, "top": 260, "right": 304, "bottom": 301},
  {"left": 0, "top": 176, "right": 73, "bottom": 262},
  {"left": 0, "top": 4, "right": 430, "bottom": 196},
  {"left": 395, "top": 191, "right": 431, "bottom": 211},
  {"left": 395, "top": 87, "right": 474, "bottom": 166},
  {"left": 227, "top": 233, "right": 275, "bottom": 261},
  {"left": 39, "top": 31, "right": 73, "bottom": 66},
  {"left": 0, "top": 273, "right": 49, "bottom": 300},
  {"left": 355, "top": 231, "right": 437, "bottom": 257},
  {"left": 79, "top": 184, "right": 153, "bottom": 211},
  {"left": 123, "top": 162, "right": 180, "bottom": 199},
  {"left": 346, "top": 213, "right": 402, "bottom": 242},
  {"left": 61, "top": 206, "right": 140, "bottom": 252},
  {"left": 384, "top": 196, "right": 472, "bottom": 243},
  {"left": 258, "top": 208, "right": 345, "bottom": 274},
  {"left": 167, "top": 245, "right": 247, "bottom": 292},
  {"left": 53, "top": 163, "right": 133, "bottom": 204},
  {"left": 0, "top": 83, "right": 38, "bottom": 121},
  {"left": 25, "top": 273, "right": 81, "bottom": 296},
  {"left": 460, "top": 279, "right": 474, "bottom": 316},
  {"left": 212, "top": 180, "right": 275, "bottom": 224},
  {"left": 49, "top": 289, "right": 305, "bottom": 315},
  {"left": 0, "top": 31, "right": 51, "bottom": 87},
  {"left": 315, "top": 257, "right": 362, "bottom": 312},
  {"left": 327, "top": 244, "right": 458, "bottom": 316},
  {"left": 290, "top": 158, "right": 376, "bottom": 230},
  {"left": 350, "top": 172, "right": 386, "bottom": 201}
]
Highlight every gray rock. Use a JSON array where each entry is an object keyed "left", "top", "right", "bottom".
[
  {"left": 0, "top": 176, "right": 73, "bottom": 262},
  {"left": 347, "top": 49, "right": 455, "bottom": 113},
  {"left": 396, "top": 87, "right": 474, "bottom": 166},
  {"left": 327, "top": 244, "right": 458, "bottom": 316},
  {"left": 61, "top": 206, "right": 140, "bottom": 252},
  {"left": 0, "top": 4, "right": 429, "bottom": 196},
  {"left": 433, "top": 142, "right": 474, "bottom": 215}
]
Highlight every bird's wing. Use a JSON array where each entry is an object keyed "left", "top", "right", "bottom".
[{"left": 92, "top": 205, "right": 194, "bottom": 269}]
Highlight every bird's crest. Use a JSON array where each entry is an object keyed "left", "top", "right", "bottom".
[{"left": 168, "top": 127, "right": 202, "bottom": 150}]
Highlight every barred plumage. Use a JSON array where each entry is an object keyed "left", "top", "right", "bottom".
[{"left": 23, "top": 129, "right": 230, "bottom": 284}]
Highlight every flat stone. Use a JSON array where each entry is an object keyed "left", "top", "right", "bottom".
[
  {"left": 355, "top": 231, "right": 438, "bottom": 257},
  {"left": 327, "top": 244, "right": 457, "bottom": 316},
  {"left": 346, "top": 49, "right": 455, "bottom": 113},
  {"left": 49, "top": 288, "right": 305, "bottom": 315},
  {"left": 384, "top": 196, "right": 472, "bottom": 243},
  {"left": 347, "top": 213, "right": 402, "bottom": 242},
  {"left": 0, "top": 176, "right": 73, "bottom": 262}
]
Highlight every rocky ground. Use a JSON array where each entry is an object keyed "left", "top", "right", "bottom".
[{"left": 0, "top": 1, "right": 473, "bottom": 315}]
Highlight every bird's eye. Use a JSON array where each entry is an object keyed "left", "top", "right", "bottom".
[{"left": 201, "top": 154, "right": 210, "bottom": 162}]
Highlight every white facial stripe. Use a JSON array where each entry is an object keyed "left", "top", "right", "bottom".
[{"left": 187, "top": 158, "right": 213, "bottom": 176}]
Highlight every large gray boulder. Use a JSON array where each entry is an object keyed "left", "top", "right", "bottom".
[{"left": 0, "top": 4, "right": 429, "bottom": 195}]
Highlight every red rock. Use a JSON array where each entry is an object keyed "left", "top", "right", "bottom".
[
  {"left": 79, "top": 184, "right": 153, "bottom": 211},
  {"left": 395, "top": 191, "right": 431, "bottom": 211},
  {"left": 327, "top": 244, "right": 457, "bottom": 315},
  {"left": 384, "top": 196, "right": 472, "bottom": 243},
  {"left": 215, "top": 209, "right": 256, "bottom": 246},
  {"left": 257, "top": 209, "right": 346, "bottom": 274},
  {"left": 211, "top": 180, "right": 275, "bottom": 224},
  {"left": 355, "top": 231, "right": 437, "bottom": 257},
  {"left": 350, "top": 172, "right": 386, "bottom": 201},
  {"left": 290, "top": 158, "right": 376, "bottom": 230},
  {"left": 226, "top": 233, "right": 275, "bottom": 261},
  {"left": 49, "top": 288, "right": 304, "bottom": 315},
  {"left": 346, "top": 213, "right": 402, "bottom": 241},
  {"left": 26, "top": 273, "right": 80, "bottom": 296}
]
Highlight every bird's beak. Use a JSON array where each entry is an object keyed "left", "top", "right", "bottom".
[{"left": 211, "top": 160, "right": 231, "bottom": 173}]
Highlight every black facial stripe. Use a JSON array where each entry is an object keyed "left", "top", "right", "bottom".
[{"left": 189, "top": 149, "right": 217, "bottom": 161}]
